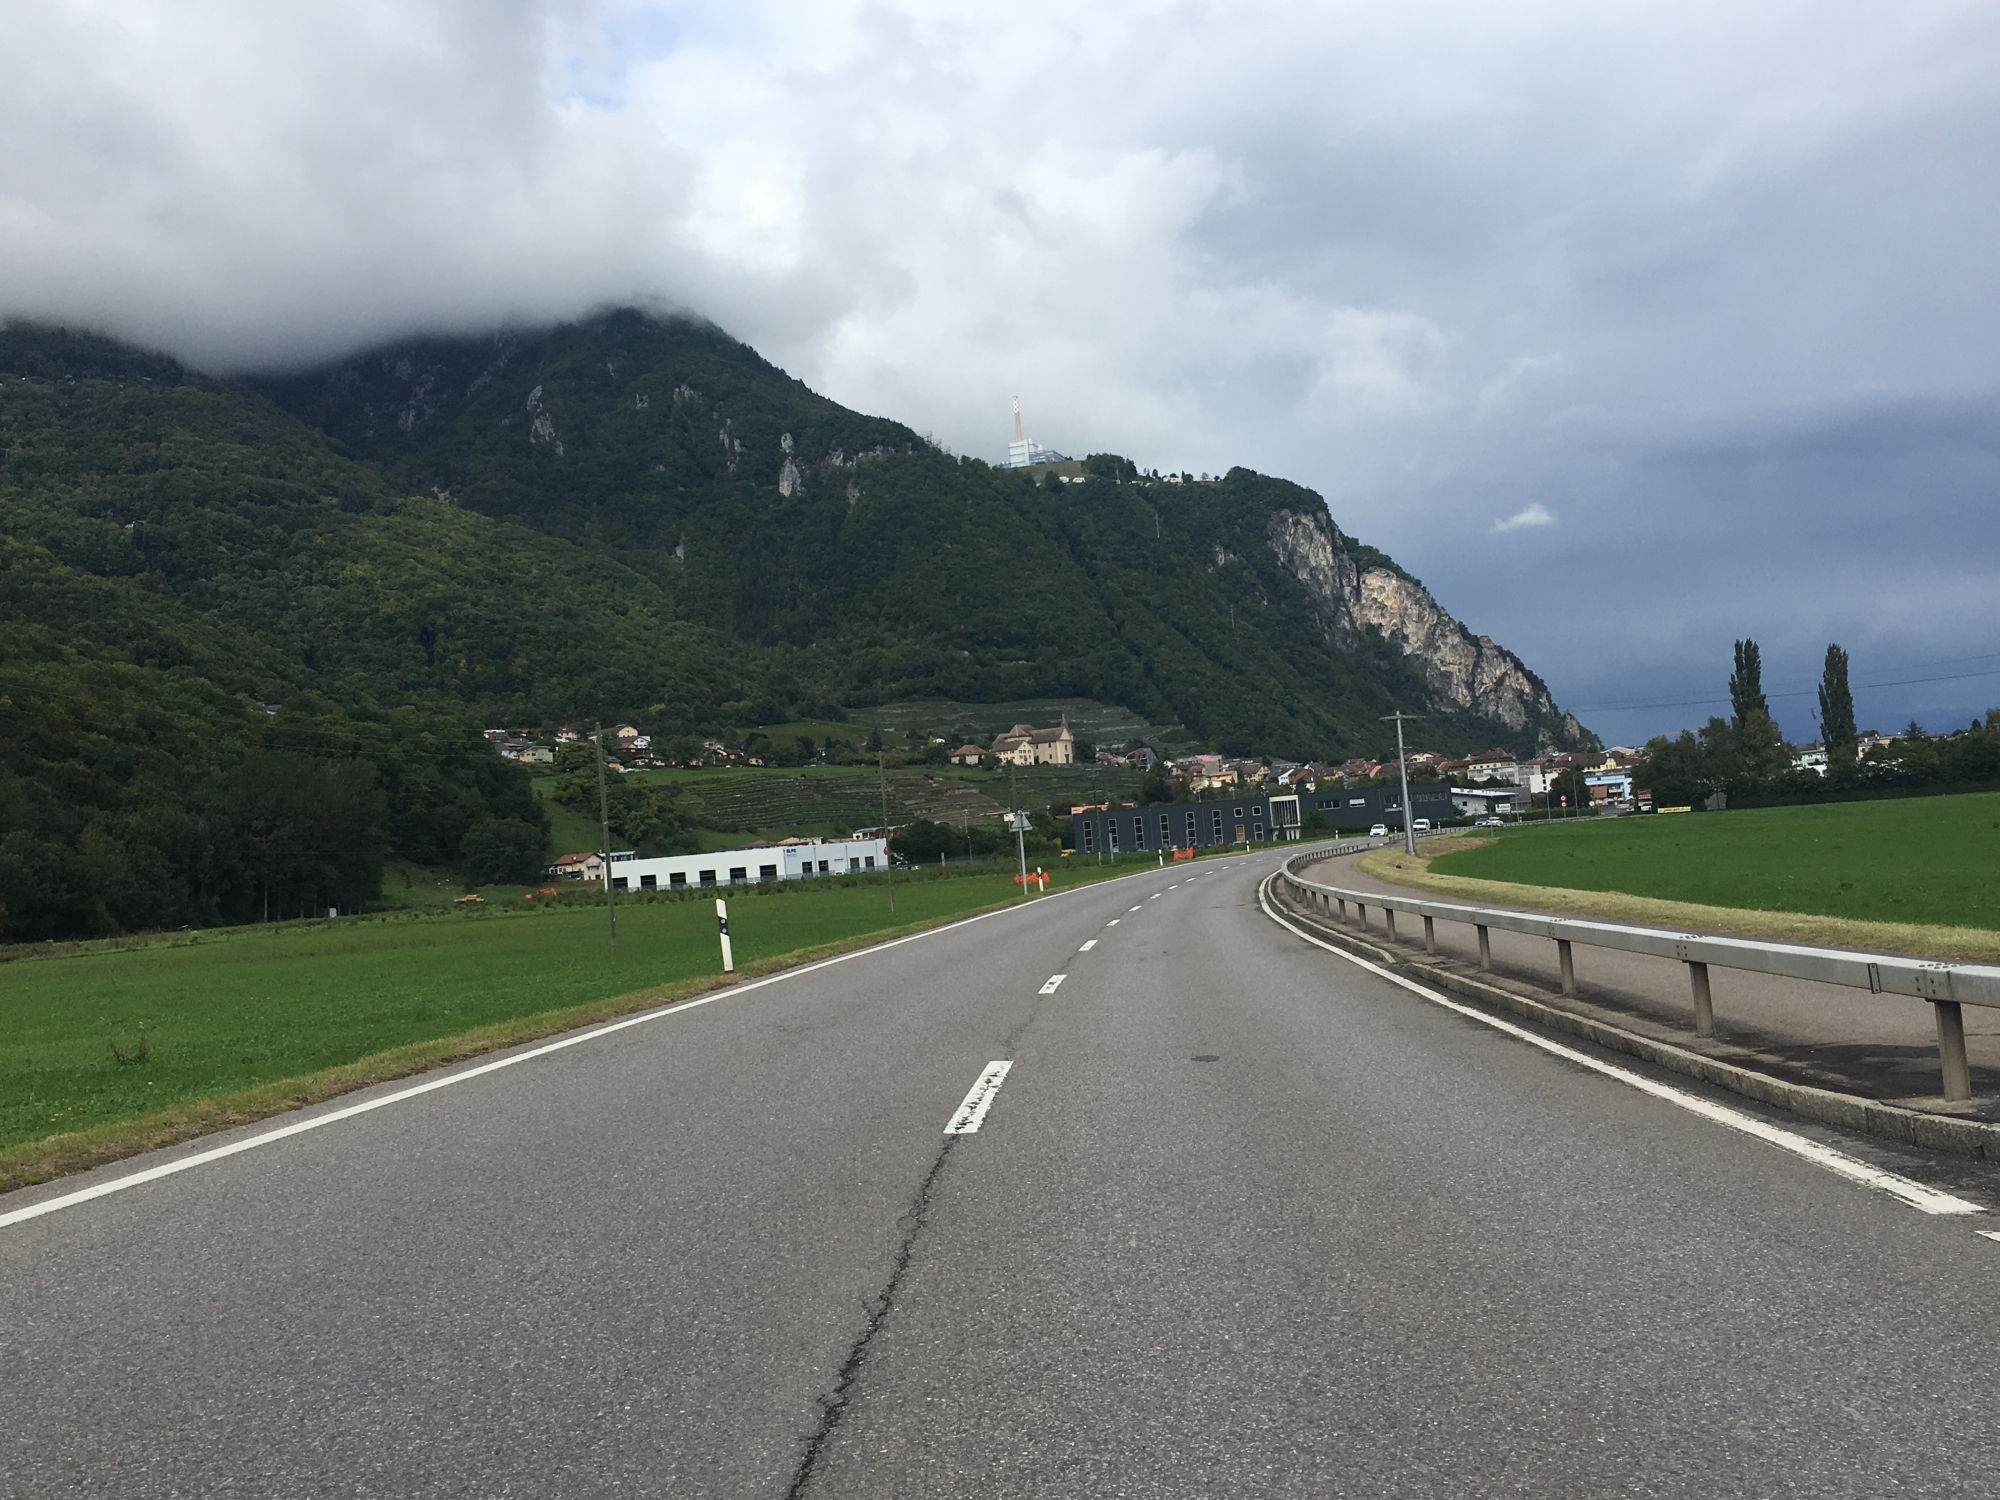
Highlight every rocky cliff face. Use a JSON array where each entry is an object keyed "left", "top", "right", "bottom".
[{"left": 1267, "top": 507, "right": 1589, "bottom": 750}]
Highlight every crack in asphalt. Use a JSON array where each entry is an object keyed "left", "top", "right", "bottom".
[
  {"left": 783, "top": 1134, "right": 958, "bottom": 1499},
  {"left": 785, "top": 998, "right": 1051, "bottom": 1497}
]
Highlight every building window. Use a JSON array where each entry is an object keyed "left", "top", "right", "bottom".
[
  {"left": 1253, "top": 823, "right": 1265, "bottom": 840},
  {"left": 1159, "top": 814, "right": 1171, "bottom": 845},
  {"left": 818, "top": 860, "right": 830, "bottom": 874},
  {"left": 1109, "top": 821, "right": 1120, "bottom": 852},
  {"left": 699, "top": 870, "right": 717, "bottom": 886},
  {"left": 1253, "top": 804, "right": 1264, "bottom": 817},
  {"left": 1349, "top": 797, "right": 1366, "bottom": 806},
  {"left": 1211, "top": 810, "right": 1223, "bottom": 842},
  {"left": 850, "top": 858, "right": 862, "bottom": 872},
  {"left": 1185, "top": 811, "right": 1197, "bottom": 845},
  {"left": 760, "top": 864, "right": 777, "bottom": 881},
  {"left": 865, "top": 856, "right": 876, "bottom": 869},
  {"left": 612, "top": 877, "right": 628, "bottom": 891},
  {"left": 1133, "top": 816, "right": 1145, "bottom": 848},
  {"left": 670, "top": 872, "right": 687, "bottom": 889},
  {"left": 640, "top": 874, "right": 657, "bottom": 890},
  {"left": 1082, "top": 822, "right": 1095, "bottom": 854}
]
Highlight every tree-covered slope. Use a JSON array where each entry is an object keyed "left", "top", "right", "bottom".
[
  {"left": 0, "top": 332, "right": 816, "bottom": 939},
  {"left": 259, "top": 308, "right": 1588, "bottom": 758}
]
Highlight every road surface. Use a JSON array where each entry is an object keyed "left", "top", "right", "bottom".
[{"left": 4, "top": 850, "right": 1999, "bottom": 1496}]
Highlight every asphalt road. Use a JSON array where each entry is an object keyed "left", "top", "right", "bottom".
[{"left": 5, "top": 850, "right": 2000, "bottom": 1497}]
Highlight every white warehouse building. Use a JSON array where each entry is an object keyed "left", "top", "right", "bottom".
[{"left": 599, "top": 836, "right": 890, "bottom": 893}]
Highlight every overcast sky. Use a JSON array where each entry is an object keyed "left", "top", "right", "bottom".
[{"left": 8, "top": 1, "right": 2000, "bottom": 745}]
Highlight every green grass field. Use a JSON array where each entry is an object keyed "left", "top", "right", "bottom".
[
  {"left": 1428, "top": 794, "right": 2000, "bottom": 930},
  {"left": 0, "top": 854, "right": 1182, "bottom": 1163}
]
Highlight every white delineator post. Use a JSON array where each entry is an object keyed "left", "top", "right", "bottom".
[{"left": 716, "top": 898, "right": 734, "bottom": 973}]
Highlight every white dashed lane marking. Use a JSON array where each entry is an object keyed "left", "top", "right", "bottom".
[
  {"left": 1039, "top": 974, "right": 1067, "bottom": 995},
  {"left": 1106, "top": 919, "right": 1119, "bottom": 926},
  {"left": 1129, "top": 906, "right": 1142, "bottom": 913},
  {"left": 944, "top": 1062, "right": 1013, "bottom": 1135},
  {"left": 1078, "top": 940, "right": 1097, "bottom": 952}
]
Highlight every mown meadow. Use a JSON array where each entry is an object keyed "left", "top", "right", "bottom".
[
  {"left": 0, "top": 852, "right": 1198, "bottom": 1184},
  {"left": 1427, "top": 793, "right": 2000, "bottom": 930}
]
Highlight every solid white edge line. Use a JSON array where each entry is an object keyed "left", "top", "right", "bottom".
[
  {"left": 944, "top": 1060, "right": 1013, "bottom": 1134},
  {"left": 3, "top": 869, "right": 1146, "bottom": 1232},
  {"left": 1039, "top": 974, "right": 1067, "bottom": 995},
  {"left": 1257, "top": 874, "right": 1985, "bottom": 1218}
]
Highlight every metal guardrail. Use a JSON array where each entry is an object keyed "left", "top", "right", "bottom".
[{"left": 1282, "top": 848, "right": 1996, "bottom": 1102}]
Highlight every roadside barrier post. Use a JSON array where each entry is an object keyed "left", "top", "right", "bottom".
[
  {"left": 1557, "top": 939, "right": 1576, "bottom": 996},
  {"left": 716, "top": 898, "right": 734, "bottom": 973},
  {"left": 1477, "top": 925, "right": 1491, "bottom": 970},
  {"left": 1688, "top": 961, "right": 1715, "bottom": 1037},
  {"left": 1385, "top": 908, "right": 1398, "bottom": 944},
  {"left": 1935, "top": 1002, "right": 1971, "bottom": 1101},
  {"left": 1423, "top": 915, "right": 1436, "bottom": 954}
]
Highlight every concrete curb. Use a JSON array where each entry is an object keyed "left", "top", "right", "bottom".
[{"left": 1268, "top": 881, "right": 2000, "bottom": 1163}]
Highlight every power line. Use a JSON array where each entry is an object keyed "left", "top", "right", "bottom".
[{"left": 1569, "top": 658, "right": 2000, "bottom": 715}]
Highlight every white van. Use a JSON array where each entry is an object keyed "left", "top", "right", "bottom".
[{"left": 1411, "top": 818, "right": 1432, "bottom": 833}]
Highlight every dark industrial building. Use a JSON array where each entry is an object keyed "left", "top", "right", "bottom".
[{"left": 1070, "top": 782, "right": 1454, "bottom": 854}]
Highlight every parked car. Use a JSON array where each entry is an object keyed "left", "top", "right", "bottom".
[
  {"left": 1473, "top": 816, "right": 1502, "bottom": 827},
  {"left": 1411, "top": 819, "right": 1432, "bottom": 833},
  {"left": 1369, "top": 823, "right": 1389, "bottom": 837}
]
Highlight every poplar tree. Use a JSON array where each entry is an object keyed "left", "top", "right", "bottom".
[
  {"left": 1728, "top": 639, "right": 1769, "bottom": 728},
  {"left": 1817, "top": 643, "right": 1857, "bottom": 776}
]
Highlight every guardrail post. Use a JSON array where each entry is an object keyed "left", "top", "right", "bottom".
[
  {"left": 1934, "top": 1002, "right": 1972, "bottom": 1102},
  {"left": 1385, "top": 908, "right": 1398, "bottom": 943},
  {"left": 1356, "top": 902, "right": 1366, "bottom": 931},
  {"left": 1337, "top": 897, "right": 1347, "bottom": 921},
  {"left": 1688, "top": 961, "right": 1714, "bottom": 1037},
  {"left": 1476, "top": 925, "right": 1491, "bottom": 971},
  {"left": 1423, "top": 915, "right": 1436, "bottom": 954},
  {"left": 1557, "top": 939, "right": 1575, "bottom": 997}
]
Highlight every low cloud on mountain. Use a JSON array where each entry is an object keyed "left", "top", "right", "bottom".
[{"left": 5, "top": 1, "right": 1998, "bottom": 742}]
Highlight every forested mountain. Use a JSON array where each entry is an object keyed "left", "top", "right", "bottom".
[
  {"left": 1, "top": 311, "right": 1590, "bottom": 939},
  {"left": 255, "top": 309, "right": 1588, "bottom": 756}
]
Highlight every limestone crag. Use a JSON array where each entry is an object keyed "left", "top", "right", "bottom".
[{"left": 1267, "top": 507, "right": 1587, "bottom": 749}]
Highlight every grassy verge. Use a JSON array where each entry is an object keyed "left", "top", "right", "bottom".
[
  {"left": 0, "top": 851, "right": 1210, "bottom": 1194},
  {"left": 1354, "top": 837, "right": 2000, "bottom": 963}
]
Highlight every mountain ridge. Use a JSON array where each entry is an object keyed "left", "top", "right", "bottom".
[{"left": 247, "top": 307, "right": 1594, "bottom": 757}]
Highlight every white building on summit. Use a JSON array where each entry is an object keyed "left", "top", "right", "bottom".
[{"left": 1004, "top": 397, "right": 1069, "bottom": 469}]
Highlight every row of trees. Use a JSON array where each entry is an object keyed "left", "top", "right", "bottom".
[{"left": 1636, "top": 639, "right": 1998, "bottom": 806}]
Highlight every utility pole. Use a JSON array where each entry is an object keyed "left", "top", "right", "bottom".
[
  {"left": 595, "top": 720, "right": 617, "bottom": 955},
  {"left": 879, "top": 751, "right": 894, "bottom": 913},
  {"left": 1380, "top": 711, "right": 1423, "bottom": 857}
]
